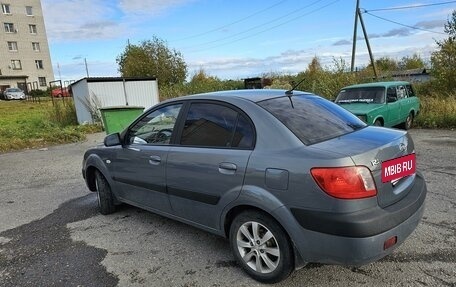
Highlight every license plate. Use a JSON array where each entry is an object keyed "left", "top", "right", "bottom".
[{"left": 382, "top": 154, "right": 416, "bottom": 183}]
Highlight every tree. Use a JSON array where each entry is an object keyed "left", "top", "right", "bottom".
[
  {"left": 398, "top": 53, "right": 425, "bottom": 70},
  {"left": 307, "top": 56, "right": 323, "bottom": 73},
  {"left": 368, "top": 56, "right": 398, "bottom": 72},
  {"left": 117, "top": 37, "right": 187, "bottom": 86},
  {"left": 431, "top": 10, "right": 456, "bottom": 93}
]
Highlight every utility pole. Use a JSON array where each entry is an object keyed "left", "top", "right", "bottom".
[
  {"left": 350, "top": 0, "right": 360, "bottom": 72},
  {"left": 358, "top": 8, "right": 378, "bottom": 78}
]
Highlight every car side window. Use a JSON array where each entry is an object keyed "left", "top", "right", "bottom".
[
  {"left": 127, "top": 104, "right": 182, "bottom": 145},
  {"left": 406, "top": 85, "right": 415, "bottom": 97},
  {"left": 180, "top": 103, "right": 254, "bottom": 148},
  {"left": 387, "top": 87, "right": 397, "bottom": 99},
  {"left": 396, "top": 86, "right": 407, "bottom": 99},
  {"left": 232, "top": 114, "right": 254, "bottom": 148}
]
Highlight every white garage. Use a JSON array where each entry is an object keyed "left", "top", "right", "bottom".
[{"left": 70, "top": 77, "right": 159, "bottom": 124}]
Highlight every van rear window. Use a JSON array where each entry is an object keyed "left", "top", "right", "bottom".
[{"left": 258, "top": 95, "right": 366, "bottom": 145}]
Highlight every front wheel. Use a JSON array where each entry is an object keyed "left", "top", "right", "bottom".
[
  {"left": 229, "top": 211, "right": 294, "bottom": 283},
  {"left": 94, "top": 170, "right": 116, "bottom": 215},
  {"left": 373, "top": 119, "right": 383, "bottom": 126}
]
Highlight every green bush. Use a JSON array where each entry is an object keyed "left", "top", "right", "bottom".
[{"left": 29, "top": 89, "right": 49, "bottom": 98}]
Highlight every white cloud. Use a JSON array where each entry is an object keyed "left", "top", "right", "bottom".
[
  {"left": 187, "top": 28, "right": 444, "bottom": 80},
  {"left": 118, "top": 0, "right": 195, "bottom": 16},
  {"left": 42, "top": 0, "right": 195, "bottom": 42},
  {"left": 42, "top": 0, "right": 125, "bottom": 41}
]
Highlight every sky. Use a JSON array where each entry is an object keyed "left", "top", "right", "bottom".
[{"left": 40, "top": 0, "right": 454, "bottom": 83}]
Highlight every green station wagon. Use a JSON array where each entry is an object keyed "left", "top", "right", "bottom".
[{"left": 335, "top": 81, "right": 420, "bottom": 129}]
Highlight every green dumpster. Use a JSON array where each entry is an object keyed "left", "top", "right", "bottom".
[{"left": 99, "top": 106, "right": 144, "bottom": 134}]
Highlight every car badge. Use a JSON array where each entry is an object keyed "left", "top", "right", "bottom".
[
  {"left": 371, "top": 159, "right": 380, "bottom": 167},
  {"left": 399, "top": 143, "right": 407, "bottom": 152}
]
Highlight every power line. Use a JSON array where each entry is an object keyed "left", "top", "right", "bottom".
[
  {"left": 182, "top": 0, "right": 327, "bottom": 51},
  {"left": 364, "top": 11, "right": 446, "bottom": 35},
  {"left": 170, "top": 0, "right": 288, "bottom": 42},
  {"left": 365, "top": 1, "right": 456, "bottom": 13},
  {"left": 185, "top": 0, "right": 340, "bottom": 54}
]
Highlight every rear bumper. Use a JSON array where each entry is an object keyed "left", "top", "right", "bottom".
[
  {"left": 290, "top": 174, "right": 426, "bottom": 237},
  {"left": 274, "top": 172, "right": 427, "bottom": 266}
]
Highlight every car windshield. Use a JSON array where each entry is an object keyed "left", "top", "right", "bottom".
[
  {"left": 258, "top": 95, "right": 366, "bottom": 145},
  {"left": 7, "top": 88, "right": 21, "bottom": 92},
  {"left": 335, "top": 87, "right": 385, "bottom": 104}
]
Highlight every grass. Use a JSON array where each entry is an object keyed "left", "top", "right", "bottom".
[
  {"left": 415, "top": 95, "right": 456, "bottom": 128},
  {"left": 0, "top": 98, "right": 101, "bottom": 153}
]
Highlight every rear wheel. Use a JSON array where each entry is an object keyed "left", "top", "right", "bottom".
[
  {"left": 94, "top": 170, "right": 116, "bottom": 215},
  {"left": 403, "top": 112, "right": 414, "bottom": 130},
  {"left": 374, "top": 119, "right": 383, "bottom": 126},
  {"left": 229, "top": 211, "right": 293, "bottom": 283}
]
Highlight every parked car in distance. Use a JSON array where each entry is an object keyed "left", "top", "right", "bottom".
[
  {"left": 2, "top": 88, "right": 26, "bottom": 100},
  {"left": 335, "top": 81, "right": 420, "bottom": 129},
  {"left": 82, "top": 89, "right": 427, "bottom": 283},
  {"left": 51, "top": 87, "right": 70, "bottom": 97}
]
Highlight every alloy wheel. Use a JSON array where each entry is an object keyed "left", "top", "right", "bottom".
[{"left": 236, "top": 221, "right": 280, "bottom": 274}]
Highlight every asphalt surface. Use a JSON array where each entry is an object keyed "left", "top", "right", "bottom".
[{"left": 0, "top": 129, "right": 455, "bottom": 287}]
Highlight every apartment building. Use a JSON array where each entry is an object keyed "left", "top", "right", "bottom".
[{"left": 0, "top": 0, "right": 54, "bottom": 93}]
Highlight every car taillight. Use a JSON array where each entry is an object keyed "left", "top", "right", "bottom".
[{"left": 310, "top": 166, "right": 377, "bottom": 199}]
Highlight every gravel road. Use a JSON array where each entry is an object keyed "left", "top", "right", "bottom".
[{"left": 0, "top": 129, "right": 455, "bottom": 287}]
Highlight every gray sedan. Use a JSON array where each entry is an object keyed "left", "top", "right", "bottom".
[{"left": 82, "top": 89, "right": 426, "bottom": 283}]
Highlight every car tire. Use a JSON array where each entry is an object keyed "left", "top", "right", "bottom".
[
  {"left": 374, "top": 119, "right": 383, "bottom": 126},
  {"left": 95, "top": 170, "right": 116, "bottom": 215},
  {"left": 402, "top": 113, "right": 414, "bottom": 130},
  {"left": 229, "top": 211, "right": 294, "bottom": 283}
]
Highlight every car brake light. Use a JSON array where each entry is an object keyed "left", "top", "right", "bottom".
[{"left": 310, "top": 166, "right": 377, "bottom": 199}]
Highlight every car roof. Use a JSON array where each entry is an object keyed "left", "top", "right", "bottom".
[
  {"left": 342, "top": 81, "right": 410, "bottom": 89},
  {"left": 166, "top": 89, "right": 312, "bottom": 103}
]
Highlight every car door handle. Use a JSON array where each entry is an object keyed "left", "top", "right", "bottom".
[
  {"left": 219, "top": 162, "right": 237, "bottom": 175},
  {"left": 149, "top": 155, "right": 161, "bottom": 165}
]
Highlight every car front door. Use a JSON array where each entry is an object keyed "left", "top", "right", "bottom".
[
  {"left": 112, "top": 103, "right": 183, "bottom": 213},
  {"left": 166, "top": 102, "right": 255, "bottom": 230},
  {"left": 386, "top": 86, "right": 401, "bottom": 126}
]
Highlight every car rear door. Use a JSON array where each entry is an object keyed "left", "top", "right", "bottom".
[
  {"left": 112, "top": 103, "right": 183, "bottom": 213},
  {"left": 396, "top": 85, "right": 410, "bottom": 121},
  {"left": 166, "top": 101, "right": 255, "bottom": 229}
]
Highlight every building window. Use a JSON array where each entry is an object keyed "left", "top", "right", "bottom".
[
  {"left": 7, "top": 41, "right": 18, "bottom": 51},
  {"left": 11, "top": 60, "right": 22, "bottom": 70},
  {"left": 4, "top": 22, "right": 15, "bottom": 33},
  {"left": 29, "top": 24, "right": 37, "bottom": 34},
  {"left": 32, "top": 42, "right": 40, "bottom": 51},
  {"left": 38, "top": 77, "right": 46, "bottom": 87},
  {"left": 1, "top": 4, "right": 11, "bottom": 14},
  {"left": 35, "top": 60, "right": 44, "bottom": 69},
  {"left": 26, "top": 6, "right": 33, "bottom": 16}
]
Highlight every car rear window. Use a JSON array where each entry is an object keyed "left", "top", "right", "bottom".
[{"left": 258, "top": 95, "right": 366, "bottom": 145}]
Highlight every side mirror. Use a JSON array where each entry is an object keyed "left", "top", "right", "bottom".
[
  {"left": 387, "top": 95, "right": 397, "bottom": 103},
  {"left": 104, "top": 133, "right": 121, "bottom": 147}
]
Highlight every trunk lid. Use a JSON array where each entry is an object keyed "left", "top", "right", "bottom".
[{"left": 311, "top": 126, "right": 415, "bottom": 207}]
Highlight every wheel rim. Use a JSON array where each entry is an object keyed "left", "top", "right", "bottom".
[
  {"left": 406, "top": 115, "right": 413, "bottom": 129},
  {"left": 236, "top": 221, "right": 280, "bottom": 274}
]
